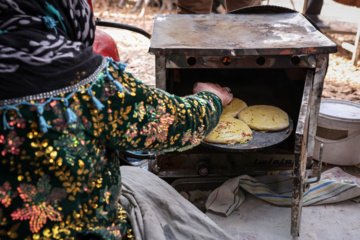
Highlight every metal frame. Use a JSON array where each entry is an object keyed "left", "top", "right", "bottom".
[
  {"left": 150, "top": 12, "right": 337, "bottom": 238},
  {"left": 155, "top": 54, "right": 323, "bottom": 238},
  {"left": 291, "top": 69, "right": 313, "bottom": 237},
  {"left": 291, "top": 54, "right": 329, "bottom": 237}
]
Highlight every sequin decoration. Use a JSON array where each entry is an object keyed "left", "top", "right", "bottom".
[
  {"left": 0, "top": 182, "right": 17, "bottom": 208},
  {"left": 0, "top": 130, "right": 25, "bottom": 157},
  {"left": 11, "top": 175, "right": 66, "bottom": 233},
  {"left": 53, "top": 131, "right": 89, "bottom": 166},
  {"left": 133, "top": 101, "right": 146, "bottom": 122},
  {"left": 140, "top": 100, "right": 175, "bottom": 147},
  {"left": 124, "top": 123, "right": 138, "bottom": 142}
]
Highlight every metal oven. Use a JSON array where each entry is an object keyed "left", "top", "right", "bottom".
[{"left": 147, "top": 6, "right": 337, "bottom": 237}]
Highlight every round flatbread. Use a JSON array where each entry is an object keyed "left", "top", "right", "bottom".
[
  {"left": 238, "top": 105, "right": 289, "bottom": 132},
  {"left": 222, "top": 98, "right": 248, "bottom": 117},
  {"left": 204, "top": 116, "right": 253, "bottom": 144}
]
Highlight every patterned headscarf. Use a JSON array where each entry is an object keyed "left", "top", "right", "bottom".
[{"left": 0, "top": 0, "right": 103, "bottom": 101}]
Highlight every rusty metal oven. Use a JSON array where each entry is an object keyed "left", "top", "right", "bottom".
[{"left": 147, "top": 6, "right": 337, "bottom": 238}]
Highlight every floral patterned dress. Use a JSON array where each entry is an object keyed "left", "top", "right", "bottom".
[{"left": 0, "top": 58, "right": 222, "bottom": 240}]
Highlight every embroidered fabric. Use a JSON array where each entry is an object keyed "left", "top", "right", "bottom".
[
  {"left": 0, "top": 57, "right": 126, "bottom": 134},
  {"left": 0, "top": 57, "right": 222, "bottom": 239}
]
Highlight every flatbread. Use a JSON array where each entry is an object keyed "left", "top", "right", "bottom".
[
  {"left": 222, "top": 98, "right": 248, "bottom": 117},
  {"left": 204, "top": 116, "right": 253, "bottom": 144},
  {"left": 238, "top": 105, "right": 289, "bottom": 132}
]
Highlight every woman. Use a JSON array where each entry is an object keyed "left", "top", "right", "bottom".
[{"left": 0, "top": 0, "right": 233, "bottom": 239}]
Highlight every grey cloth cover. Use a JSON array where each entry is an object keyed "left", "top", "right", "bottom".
[{"left": 119, "top": 166, "right": 232, "bottom": 240}]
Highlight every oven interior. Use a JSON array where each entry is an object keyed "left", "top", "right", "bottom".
[{"left": 155, "top": 66, "right": 309, "bottom": 178}]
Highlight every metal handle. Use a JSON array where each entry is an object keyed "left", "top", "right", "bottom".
[
  {"left": 305, "top": 143, "right": 323, "bottom": 184},
  {"left": 95, "top": 18, "right": 152, "bottom": 39},
  {"left": 122, "top": 151, "right": 157, "bottom": 160}
]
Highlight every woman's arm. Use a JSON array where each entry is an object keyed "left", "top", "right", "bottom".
[{"left": 91, "top": 63, "right": 231, "bottom": 152}]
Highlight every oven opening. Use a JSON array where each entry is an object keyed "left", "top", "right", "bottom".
[{"left": 166, "top": 67, "right": 308, "bottom": 153}]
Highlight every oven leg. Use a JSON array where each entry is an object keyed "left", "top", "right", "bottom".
[
  {"left": 291, "top": 57, "right": 327, "bottom": 238},
  {"left": 155, "top": 55, "right": 167, "bottom": 90},
  {"left": 291, "top": 154, "right": 305, "bottom": 238},
  {"left": 291, "top": 69, "right": 313, "bottom": 238}
]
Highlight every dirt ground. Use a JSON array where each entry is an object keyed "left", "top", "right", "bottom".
[{"left": 93, "top": 0, "right": 360, "bottom": 103}]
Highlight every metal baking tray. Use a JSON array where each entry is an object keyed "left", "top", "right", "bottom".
[{"left": 202, "top": 116, "right": 294, "bottom": 152}]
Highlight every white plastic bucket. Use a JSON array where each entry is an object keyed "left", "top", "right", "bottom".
[{"left": 313, "top": 99, "right": 360, "bottom": 165}]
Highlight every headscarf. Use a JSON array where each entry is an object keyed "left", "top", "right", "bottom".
[{"left": 0, "top": 0, "right": 103, "bottom": 101}]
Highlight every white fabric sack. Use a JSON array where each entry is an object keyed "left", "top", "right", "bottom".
[{"left": 206, "top": 167, "right": 360, "bottom": 216}]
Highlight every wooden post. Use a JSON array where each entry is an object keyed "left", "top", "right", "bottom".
[
  {"left": 302, "top": 0, "right": 308, "bottom": 14},
  {"left": 351, "top": 22, "right": 360, "bottom": 66}
]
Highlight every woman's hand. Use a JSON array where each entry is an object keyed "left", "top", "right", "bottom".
[{"left": 193, "top": 82, "right": 233, "bottom": 106}]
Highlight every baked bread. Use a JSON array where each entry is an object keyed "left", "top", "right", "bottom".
[
  {"left": 204, "top": 116, "right": 253, "bottom": 144},
  {"left": 222, "top": 97, "right": 248, "bottom": 117},
  {"left": 238, "top": 105, "right": 289, "bottom": 131}
]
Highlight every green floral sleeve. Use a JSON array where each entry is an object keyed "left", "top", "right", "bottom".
[
  {"left": 93, "top": 64, "right": 223, "bottom": 152},
  {"left": 0, "top": 60, "right": 222, "bottom": 240}
]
